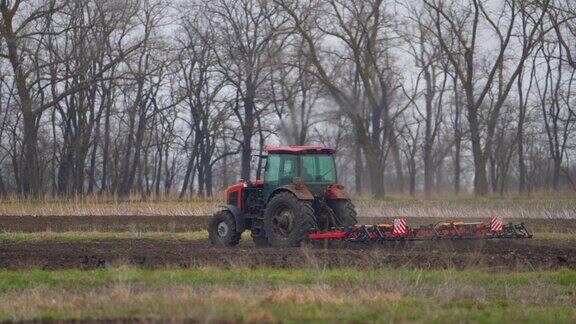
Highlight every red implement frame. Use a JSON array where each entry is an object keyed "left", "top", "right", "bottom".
[{"left": 308, "top": 217, "right": 532, "bottom": 243}]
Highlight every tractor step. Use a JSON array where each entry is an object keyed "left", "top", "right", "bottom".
[{"left": 308, "top": 216, "right": 533, "bottom": 243}]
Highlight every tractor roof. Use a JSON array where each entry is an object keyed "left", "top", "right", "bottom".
[{"left": 265, "top": 145, "right": 334, "bottom": 154}]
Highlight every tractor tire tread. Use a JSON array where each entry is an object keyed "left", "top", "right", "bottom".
[
  {"left": 328, "top": 199, "right": 358, "bottom": 227},
  {"left": 208, "top": 210, "right": 241, "bottom": 247},
  {"left": 251, "top": 233, "right": 269, "bottom": 247},
  {"left": 264, "top": 192, "right": 315, "bottom": 247}
]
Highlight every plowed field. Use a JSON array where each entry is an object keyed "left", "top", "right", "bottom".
[{"left": 1, "top": 215, "right": 574, "bottom": 271}]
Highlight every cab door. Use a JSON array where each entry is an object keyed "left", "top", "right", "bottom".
[{"left": 263, "top": 153, "right": 298, "bottom": 200}]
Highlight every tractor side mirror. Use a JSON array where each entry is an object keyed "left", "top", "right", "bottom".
[{"left": 252, "top": 154, "right": 267, "bottom": 165}]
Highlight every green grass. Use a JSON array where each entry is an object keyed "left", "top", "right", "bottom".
[
  {"left": 1, "top": 267, "right": 574, "bottom": 292},
  {"left": 0, "top": 267, "right": 574, "bottom": 322},
  {"left": 1, "top": 230, "right": 573, "bottom": 244}
]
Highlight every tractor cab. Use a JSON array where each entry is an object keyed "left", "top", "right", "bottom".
[
  {"left": 209, "top": 145, "right": 357, "bottom": 248},
  {"left": 262, "top": 146, "right": 337, "bottom": 200}
]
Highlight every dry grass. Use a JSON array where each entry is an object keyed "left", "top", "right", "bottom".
[
  {"left": 0, "top": 200, "right": 217, "bottom": 217},
  {"left": 0, "top": 268, "right": 574, "bottom": 322},
  {"left": 1, "top": 191, "right": 576, "bottom": 218},
  {"left": 0, "top": 285, "right": 402, "bottom": 321}
]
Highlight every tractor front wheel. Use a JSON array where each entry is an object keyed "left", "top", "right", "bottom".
[
  {"left": 264, "top": 192, "right": 316, "bottom": 247},
  {"left": 208, "top": 210, "right": 241, "bottom": 246}
]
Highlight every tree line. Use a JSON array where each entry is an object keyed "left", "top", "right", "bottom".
[{"left": 0, "top": 0, "right": 575, "bottom": 199}]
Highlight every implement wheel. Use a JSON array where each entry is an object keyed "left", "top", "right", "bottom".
[
  {"left": 264, "top": 192, "right": 315, "bottom": 247},
  {"left": 208, "top": 210, "right": 241, "bottom": 246},
  {"left": 328, "top": 199, "right": 358, "bottom": 227}
]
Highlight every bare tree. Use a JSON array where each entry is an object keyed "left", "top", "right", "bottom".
[
  {"left": 423, "top": 0, "right": 551, "bottom": 195},
  {"left": 0, "top": 0, "right": 144, "bottom": 196},
  {"left": 536, "top": 42, "right": 575, "bottom": 190},
  {"left": 269, "top": 41, "right": 322, "bottom": 145},
  {"left": 402, "top": 4, "right": 450, "bottom": 197},
  {"left": 550, "top": 1, "right": 576, "bottom": 69},
  {"left": 276, "top": 0, "right": 407, "bottom": 198},
  {"left": 201, "top": 0, "right": 288, "bottom": 181}
]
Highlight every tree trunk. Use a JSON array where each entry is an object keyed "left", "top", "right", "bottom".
[
  {"left": 256, "top": 117, "right": 266, "bottom": 180},
  {"left": 423, "top": 68, "right": 434, "bottom": 198},
  {"left": 4, "top": 20, "right": 41, "bottom": 196},
  {"left": 517, "top": 135, "right": 527, "bottom": 193},
  {"left": 454, "top": 139, "right": 461, "bottom": 195},
  {"left": 490, "top": 157, "right": 498, "bottom": 193},
  {"left": 100, "top": 87, "right": 112, "bottom": 193},
  {"left": 435, "top": 157, "right": 445, "bottom": 191},
  {"left": 423, "top": 138, "right": 433, "bottom": 198},
  {"left": 86, "top": 135, "right": 98, "bottom": 195},
  {"left": 206, "top": 162, "right": 213, "bottom": 197},
  {"left": 197, "top": 151, "right": 205, "bottom": 198},
  {"left": 0, "top": 168, "right": 6, "bottom": 198},
  {"left": 467, "top": 103, "right": 489, "bottom": 196},
  {"left": 408, "top": 155, "right": 416, "bottom": 197},
  {"left": 355, "top": 127, "right": 385, "bottom": 198},
  {"left": 453, "top": 76, "right": 462, "bottom": 195},
  {"left": 22, "top": 112, "right": 41, "bottom": 196},
  {"left": 222, "top": 144, "right": 230, "bottom": 189},
  {"left": 553, "top": 157, "right": 562, "bottom": 190},
  {"left": 354, "top": 143, "right": 363, "bottom": 195},
  {"left": 180, "top": 150, "right": 195, "bottom": 199},
  {"left": 240, "top": 86, "right": 255, "bottom": 181},
  {"left": 388, "top": 130, "right": 404, "bottom": 193},
  {"left": 517, "top": 69, "right": 528, "bottom": 194},
  {"left": 154, "top": 142, "right": 163, "bottom": 199}
]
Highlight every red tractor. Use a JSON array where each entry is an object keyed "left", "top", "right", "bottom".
[{"left": 208, "top": 145, "right": 357, "bottom": 247}]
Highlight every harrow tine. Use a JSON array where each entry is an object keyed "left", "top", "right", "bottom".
[{"left": 308, "top": 218, "right": 533, "bottom": 243}]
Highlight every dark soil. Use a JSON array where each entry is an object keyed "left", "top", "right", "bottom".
[
  {"left": 0, "top": 215, "right": 209, "bottom": 232},
  {"left": 1, "top": 215, "right": 574, "bottom": 271},
  {"left": 2, "top": 215, "right": 575, "bottom": 233},
  {"left": 0, "top": 236, "right": 574, "bottom": 271}
]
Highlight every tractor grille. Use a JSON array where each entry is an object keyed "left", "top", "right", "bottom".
[{"left": 228, "top": 192, "right": 238, "bottom": 207}]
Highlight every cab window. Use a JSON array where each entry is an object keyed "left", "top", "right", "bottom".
[
  {"left": 300, "top": 154, "right": 336, "bottom": 184},
  {"left": 279, "top": 154, "right": 297, "bottom": 182},
  {"left": 265, "top": 154, "right": 298, "bottom": 183},
  {"left": 265, "top": 154, "right": 280, "bottom": 182}
]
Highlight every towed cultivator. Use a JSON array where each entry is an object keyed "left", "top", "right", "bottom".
[{"left": 308, "top": 217, "right": 533, "bottom": 243}]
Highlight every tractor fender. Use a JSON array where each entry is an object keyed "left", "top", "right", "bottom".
[
  {"left": 325, "top": 184, "right": 350, "bottom": 200},
  {"left": 270, "top": 184, "right": 314, "bottom": 201},
  {"left": 220, "top": 204, "right": 246, "bottom": 233}
]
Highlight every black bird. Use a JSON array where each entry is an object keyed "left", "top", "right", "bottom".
[
  {"left": 97, "top": 258, "right": 107, "bottom": 269},
  {"left": 557, "top": 255, "right": 568, "bottom": 263}
]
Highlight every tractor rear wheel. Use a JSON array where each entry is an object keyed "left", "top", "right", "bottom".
[
  {"left": 251, "top": 232, "right": 269, "bottom": 247},
  {"left": 208, "top": 210, "right": 241, "bottom": 246},
  {"left": 264, "top": 192, "right": 315, "bottom": 247},
  {"left": 328, "top": 200, "right": 358, "bottom": 227}
]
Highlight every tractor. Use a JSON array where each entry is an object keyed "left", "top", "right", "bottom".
[{"left": 208, "top": 145, "right": 358, "bottom": 247}]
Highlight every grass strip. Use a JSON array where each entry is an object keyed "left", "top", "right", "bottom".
[
  {"left": 0, "top": 268, "right": 574, "bottom": 322},
  {"left": 0, "top": 267, "right": 574, "bottom": 292},
  {"left": 1, "top": 292, "right": 575, "bottom": 323},
  {"left": 1, "top": 230, "right": 574, "bottom": 244},
  {"left": 2, "top": 196, "right": 576, "bottom": 217}
]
